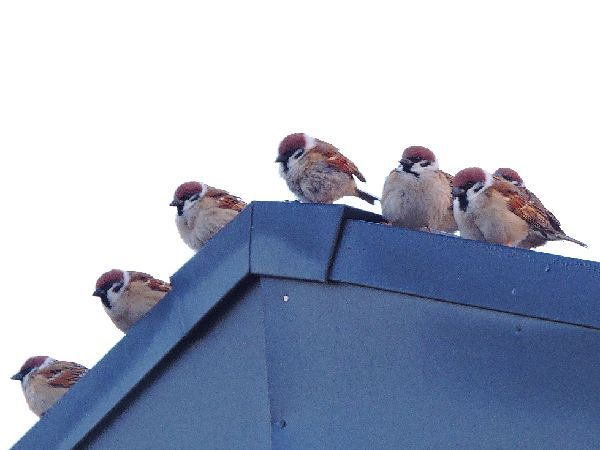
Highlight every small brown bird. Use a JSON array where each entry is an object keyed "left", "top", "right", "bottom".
[
  {"left": 381, "top": 146, "right": 456, "bottom": 232},
  {"left": 11, "top": 356, "right": 88, "bottom": 417},
  {"left": 93, "top": 269, "right": 171, "bottom": 333},
  {"left": 452, "top": 167, "right": 586, "bottom": 248},
  {"left": 170, "top": 181, "right": 246, "bottom": 251},
  {"left": 494, "top": 167, "right": 557, "bottom": 248},
  {"left": 276, "top": 133, "right": 377, "bottom": 204}
]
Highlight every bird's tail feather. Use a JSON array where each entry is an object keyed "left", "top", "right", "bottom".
[
  {"left": 356, "top": 188, "right": 378, "bottom": 205},
  {"left": 562, "top": 234, "right": 588, "bottom": 247}
]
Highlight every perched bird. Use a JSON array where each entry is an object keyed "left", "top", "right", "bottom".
[
  {"left": 381, "top": 146, "right": 456, "bottom": 232},
  {"left": 276, "top": 133, "right": 377, "bottom": 205},
  {"left": 452, "top": 167, "right": 586, "bottom": 248},
  {"left": 93, "top": 269, "right": 172, "bottom": 333},
  {"left": 170, "top": 181, "right": 246, "bottom": 251},
  {"left": 11, "top": 356, "right": 88, "bottom": 417},
  {"left": 494, "top": 167, "right": 553, "bottom": 248}
]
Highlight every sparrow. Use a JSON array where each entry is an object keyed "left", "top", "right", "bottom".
[
  {"left": 11, "top": 356, "right": 88, "bottom": 417},
  {"left": 494, "top": 167, "right": 554, "bottom": 248},
  {"left": 452, "top": 167, "right": 586, "bottom": 248},
  {"left": 170, "top": 181, "right": 246, "bottom": 251},
  {"left": 381, "top": 146, "right": 457, "bottom": 232},
  {"left": 93, "top": 269, "right": 172, "bottom": 333},
  {"left": 276, "top": 133, "right": 378, "bottom": 204}
]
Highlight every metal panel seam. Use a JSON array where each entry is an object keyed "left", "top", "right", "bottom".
[{"left": 323, "top": 213, "right": 347, "bottom": 281}]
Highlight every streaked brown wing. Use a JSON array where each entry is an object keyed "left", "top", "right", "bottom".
[
  {"left": 205, "top": 187, "right": 230, "bottom": 198},
  {"left": 40, "top": 362, "right": 88, "bottom": 388},
  {"left": 522, "top": 187, "right": 562, "bottom": 229},
  {"left": 129, "top": 271, "right": 154, "bottom": 282},
  {"left": 147, "top": 278, "right": 171, "bottom": 293},
  {"left": 216, "top": 194, "right": 246, "bottom": 212},
  {"left": 205, "top": 187, "right": 246, "bottom": 212},
  {"left": 314, "top": 141, "right": 366, "bottom": 182},
  {"left": 441, "top": 170, "right": 453, "bottom": 185},
  {"left": 495, "top": 182, "right": 560, "bottom": 234},
  {"left": 130, "top": 271, "right": 172, "bottom": 293}
]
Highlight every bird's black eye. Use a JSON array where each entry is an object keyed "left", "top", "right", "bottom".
[
  {"left": 408, "top": 156, "right": 422, "bottom": 163},
  {"left": 420, "top": 161, "right": 431, "bottom": 167},
  {"left": 293, "top": 148, "right": 304, "bottom": 159}
]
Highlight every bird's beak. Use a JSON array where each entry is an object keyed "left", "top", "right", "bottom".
[
  {"left": 169, "top": 199, "right": 183, "bottom": 207},
  {"left": 451, "top": 187, "right": 464, "bottom": 197},
  {"left": 11, "top": 372, "right": 23, "bottom": 381},
  {"left": 399, "top": 158, "right": 412, "bottom": 167},
  {"left": 93, "top": 288, "right": 105, "bottom": 298},
  {"left": 275, "top": 155, "right": 286, "bottom": 163}
]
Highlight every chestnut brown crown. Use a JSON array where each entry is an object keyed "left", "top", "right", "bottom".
[
  {"left": 173, "top": 181, "right": 204, "bottom": 202},
  {"left": 277, "top": 133, "right": 307, "bottom": 159},
  {"left": 453, "top": 167, "right": 488, "bottom": 190},
  {"left": 402, "top": 146, "right": 436, "bottom": 163},
  {"left": 20, "top": 356, "right": 49, "bottom": 373},
  {"left": 494, "top": 167, "right": 523, "bottom": 186},
  {"left": 95, "top": 269, "right": 124, "bottom": 290}
]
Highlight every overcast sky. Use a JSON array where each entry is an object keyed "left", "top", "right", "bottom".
[{"left": 1, "top": 1, "right": 599, "bottom": 447}]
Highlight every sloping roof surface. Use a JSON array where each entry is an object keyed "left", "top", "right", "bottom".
[{"left": 13, "top": 202, "right": 600, "bottom": 449}]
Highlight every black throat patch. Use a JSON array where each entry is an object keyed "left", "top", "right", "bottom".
[
  {"left": 100, "top": 295, "right": 111, "bottom": 309},
  {"left": 457, "top": 195, "right": 468, "bottom": 212}
]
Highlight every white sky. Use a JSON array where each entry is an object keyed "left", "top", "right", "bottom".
[{"left": 1, "top": 1, "right": 598, "bottom": 447}]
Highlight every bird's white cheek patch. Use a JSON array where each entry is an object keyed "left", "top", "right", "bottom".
[
  {"left": 183, "top": 199, "right": 196, "bottom": 213},
  {"left": 466, "top": 179, "right": 491, "bottom": 203},
  {"left": 287, "top": 156, "right": 301, "bottom": 172},
  {"left": 107, "top": 288, "right": 122, "bottom": 307},
  {"left": 466, "top": 187, "right": 480, "bottom": 203}
]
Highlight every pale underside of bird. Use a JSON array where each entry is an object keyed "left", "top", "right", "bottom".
[
  {"left": 171, "top": 181, "right": 246, "bottom": 251},
  {"left": 276, "top": 132, "right": 378, "bottom": 205},
  {"left": 93, "top": 269, "right": 171, "bottom": 333},
  {"left": 11, "top": 356, "right": 88, "bottom": 417},
  {"left": 381, "top": 146, "right": 456, "bottom": 233}
]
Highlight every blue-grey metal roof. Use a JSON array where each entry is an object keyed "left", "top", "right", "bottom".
[{"left": 12, "top": 202, "right": 600, "bottom": 449}]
